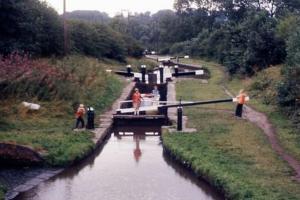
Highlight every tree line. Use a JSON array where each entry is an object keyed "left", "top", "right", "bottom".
[
  {"left": 107, "top": 0, "right": 299, "bottom": 127},
  {"left": 0, "top": 0, "right": 144, "bottom": 61},
  {"left": 0, "top": 0, "right": 299, "bottom": 126}
]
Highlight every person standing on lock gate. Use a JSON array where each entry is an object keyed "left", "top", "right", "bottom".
[
  {"left": 152, "top": 85, "right": 160, "bottom": 97},
  {"left": 75, "top": 104, "right": 86, "bottom": 129},
  {"left": 132, "top": 88, "right": 142, "bottom": 115},
  {"left": 235, "top": 89, "right": 247, "bottom": 118}
]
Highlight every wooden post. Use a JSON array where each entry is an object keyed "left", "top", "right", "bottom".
[
  {"left": 126, "top": 65, "right": 131, "bottom": 76},
  {"left": 174, "top": 65, "right": 178, "bottom": 77},
  {"left": 159, "top": 65, "right": 164, "bottom": 84},
  {"left": 141, "top": 65, "right": 146, "bottom": 83},
  {"left": 177, "top": 106, "right": 183, "bottom": 131}
]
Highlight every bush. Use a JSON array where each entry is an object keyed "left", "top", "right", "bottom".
[
  {"left": 69, "top": 21, "right": 126, "bottom": 61},
  {"left": 0, "top": 52, "right": 63, "bottom": 100},
  {"left": 250, "top": 67, "right": 282, "bottom": 105},
  {"left": 277, "top": 25, "right": 300, "bottom": 127}
]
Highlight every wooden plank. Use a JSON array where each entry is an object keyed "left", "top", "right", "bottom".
[
  {"left": 113, "top": 115, "right": 165, "bottom": 119},
  {"left": 116, "top": 106, "right": 158, "bottom": 114}
]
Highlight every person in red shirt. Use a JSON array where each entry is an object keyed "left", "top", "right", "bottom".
[
  {"left": 235, "top": 89, "right": 247, "bottom": 117},
  {"left": 132, "top": 88, "right": 142, "bottom": 115},
  {"left": 75, "top": 104, "right": 86, "bottom": 129}
]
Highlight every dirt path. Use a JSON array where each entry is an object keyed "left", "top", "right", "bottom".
[{"left": 224, "top": 88, "right": 300, "bottom": 182}]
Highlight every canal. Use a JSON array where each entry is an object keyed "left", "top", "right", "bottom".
[{"left": 15, "top": 126, "right": 222, "bottom": 200}]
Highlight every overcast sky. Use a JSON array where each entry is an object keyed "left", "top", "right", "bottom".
[{"left": 42, "top": 0, "right": 175, "bottom": 16}]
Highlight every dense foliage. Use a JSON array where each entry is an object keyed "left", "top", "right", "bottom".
[
  {"left": 0, "top": 0, "right": 143, "bottom": 59},
  {"left": 65, "top": 10, "right": 110, "bottom": 24},
  {"left": 111, "top": 0, "right": 298, "bottom": 126},
  {"left": 278, "top": 18, "right": 300, "bottom": 127},
  {"left": 0, "top": 0, "right": 63, "bottom": 56},
  {"left": 0, "top": 0, "right": 299, "bottom": 125},
  {"left": 68, "top": 21, "right": 126, "bottom": 61}
]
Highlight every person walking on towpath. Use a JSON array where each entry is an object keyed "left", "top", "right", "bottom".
[
  {"left": 132, "top": 88, "right": 143, "bottom": 115},
  {"left": 75, "top": 104, "right": 86, "bottom": 129},
  {"left": 235, "top": 89, "right": 247, "bottom": 117}
]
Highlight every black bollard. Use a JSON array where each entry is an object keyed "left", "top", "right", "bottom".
[
  {"left": 177, "top": 106, "right": 183, "bottom": 131},
  {"left": 141, "top": 65, "right": 146, "bottom": 83},
  {"left": 86, "top": 107, "right": 95, "bottom": 129},
  {"left": 174, "top": 65, "right": 179, "bottom": 77},
  {"left": 159, "top": 65, "right": 164, "bottom": 84},
  {"left": 126, "top": 65, "right": 132, "bottom": 76}
]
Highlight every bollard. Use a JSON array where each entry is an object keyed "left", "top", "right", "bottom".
[
  {"left": 126, "top": 65, "right": 132, "bottom": 76},
  {"left": 141, "top": 65, "right": 146, "bottom": 83},
  {"left": 177, "top": 106, "right": 183, "bottom": 131},
  {"left": 86, "top": 107, "right": 95, "bottom": 129},
  {"left": 174, "top": 65, "right": 179, "bottom": 77},
  {"left": 159, "top": 65, "right": 164, "bottom": 84}
]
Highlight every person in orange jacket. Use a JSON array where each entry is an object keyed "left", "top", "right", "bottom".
[
  {"left": 75, "top": 104, "right": 86, "bottom": 129},
  {"left": 132, "top": 88, "right": 143, "bottom": 115},
  {"left": 235, "top": 89, "right": 247, "bottom": 117}
]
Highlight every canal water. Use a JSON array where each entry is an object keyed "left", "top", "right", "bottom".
[{"left": 15, "top": 126, "right": 222, "bottom": 200}]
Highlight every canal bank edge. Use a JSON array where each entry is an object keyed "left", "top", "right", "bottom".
[
  {"left": 0, "top": 143, "right": 44, "bottom": 166},
  {"left": 161, "top": 79, "right": 225, "bottom": 198},
  {"left": 4, "top": 81, "right": 135, "bottom": 200}
]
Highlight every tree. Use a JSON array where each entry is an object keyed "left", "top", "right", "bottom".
[
  {"left": 69, "top": 21, "right": 126, "bottom": 61},
  {"left": 0, "top": 0, "right": 63, "bottom": 56},
  {"left": 278, "top": 25, "right": 300, "bottom": 127}
]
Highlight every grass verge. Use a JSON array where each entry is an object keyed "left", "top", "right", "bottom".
[
  {"left": 163, "top": 58, "right": 300, "bottom": 199},
  {"left": 181, "top": 58, "right": 300, "bottom": 161},
  {"left": 226, "top": 67, "right": 300, "bottom": 162}
]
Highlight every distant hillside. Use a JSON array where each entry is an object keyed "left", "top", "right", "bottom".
[{"left": 65, "top": 10, "right": 110, "bottom": 24}]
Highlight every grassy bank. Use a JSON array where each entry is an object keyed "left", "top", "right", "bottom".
[
  {"left": 225, "top": 67, "right": 300, "bottom": 162},
  {"left": 163, "top": 59, "right": 300, "bottom": 199},
  {"left": 0, "top": 55, "right": 142, "bottom": 166},
  {"left": 180, "top": 58, "right": 300, "bottom": 161}
]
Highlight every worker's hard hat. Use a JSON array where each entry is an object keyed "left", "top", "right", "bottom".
[
  {"left": 79, "top": 104, "right": 84, "bottom": 107},
  {"left": 135, "top": 88, "right": 139, "bottom": 91}
]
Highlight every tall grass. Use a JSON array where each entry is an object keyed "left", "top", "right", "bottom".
[{"left": 0, "top": 55, "right": 124, "bottom": 166}]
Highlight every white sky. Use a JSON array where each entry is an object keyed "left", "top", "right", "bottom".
[{"left": 42, "top": 0, "right": 175, "bottom": 16}]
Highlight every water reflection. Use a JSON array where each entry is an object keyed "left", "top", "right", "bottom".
[
  {"left": 15, "top": 126, "right": 223, "bottom": 200},
  {"left": 133, "top": 136, "right": 142, "bottom": 163}
]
